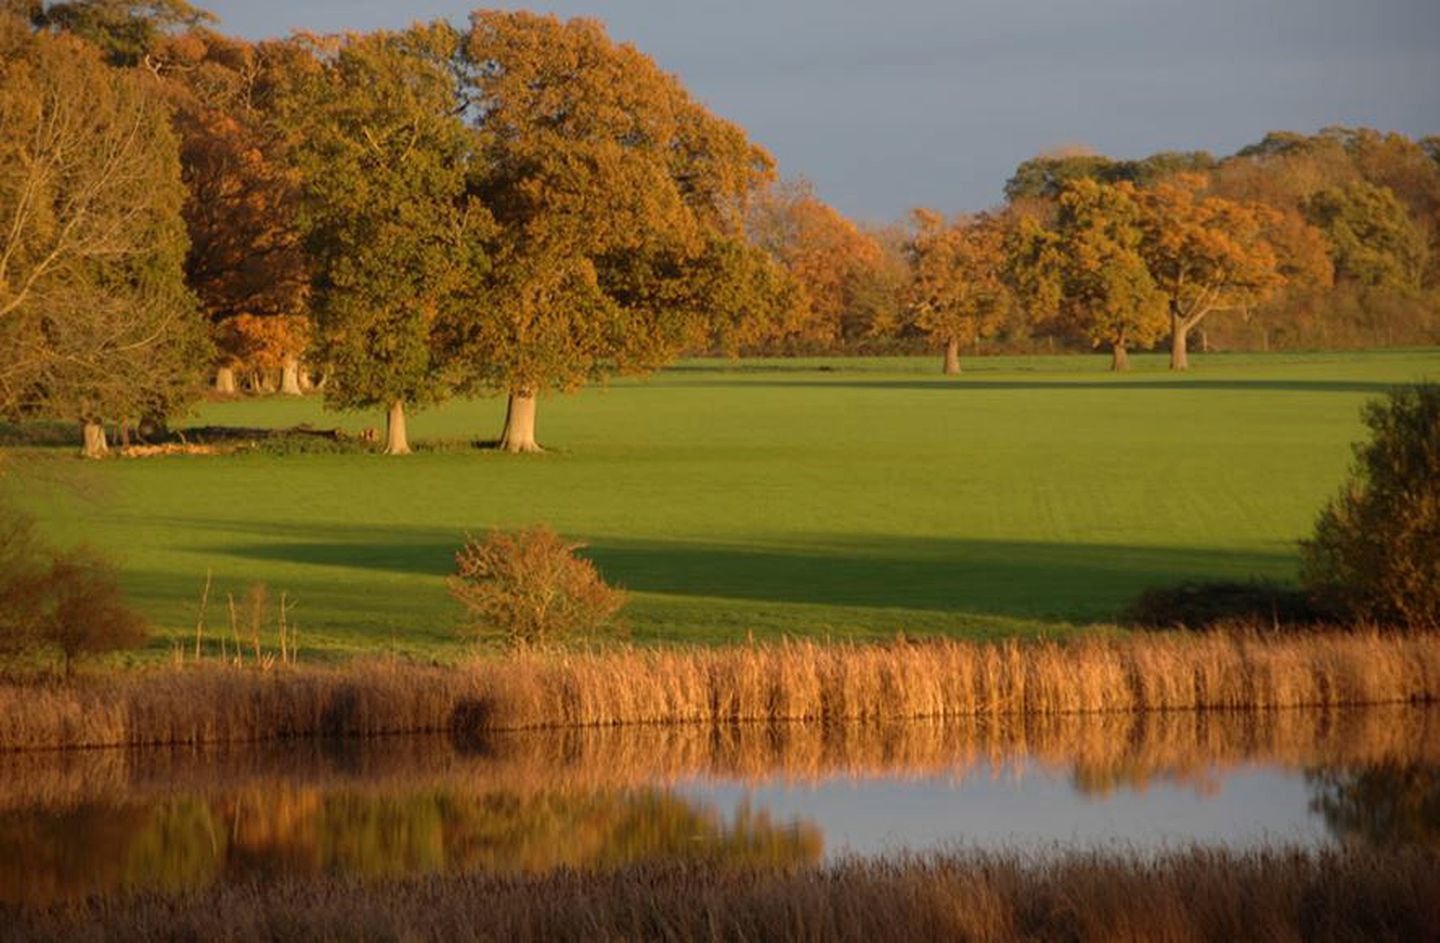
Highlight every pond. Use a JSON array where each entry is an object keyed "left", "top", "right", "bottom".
[{"left": 3, "top": 705, "right": 1437, "bottom": 906}]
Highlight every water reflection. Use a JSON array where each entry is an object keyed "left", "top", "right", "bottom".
[{"left": 1, "top": 705, "right": 1437, "bottom": 906}]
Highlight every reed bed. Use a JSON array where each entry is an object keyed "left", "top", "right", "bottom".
[
  {"left": 8, "top": 845, "right": 1438, "bottom": 942},
  {"left": 2, "top": 629, "right": 1437, "bottom": 751}
]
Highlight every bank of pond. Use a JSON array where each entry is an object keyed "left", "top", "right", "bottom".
[{"left": 3, "top": 704, "right": 1438, "bottom": 940}]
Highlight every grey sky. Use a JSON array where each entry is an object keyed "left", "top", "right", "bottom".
[{"left": 202, "top": 0, "right": 1440, "bottom": 222}]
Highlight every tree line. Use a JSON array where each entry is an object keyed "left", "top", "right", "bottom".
[{"left": 2, "top": 2, "right": 1437, "bottom": 456}]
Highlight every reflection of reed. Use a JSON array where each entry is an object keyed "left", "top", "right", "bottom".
[
  {"left": 2, "top": 630, "right": 1437, "bottom": 751},
  {"left": 3, "top": 705, "right": 1436, "bottom": 812},
  {"left": 10, "top": 845, "right": 1439, "bottom": 943}
]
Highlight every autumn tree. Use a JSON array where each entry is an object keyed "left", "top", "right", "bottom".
[
  {"left": 905, "top": 210, "right": 1010, "bottom": 374},
  {"left": 145, "top": 29, "right": 312, "bottom": 394},
  {"left": 1012, "top": 179, "right": 1167, "bottom": 370},
  {"left": 1126, "top": 177, "right": 1286, "bottom": 370},
  {"left": 0, "top": 14, "right": 208, "bottom": 456},
  {"left": 284, "top": 24, "right": 489, "bottom": 455},
  {"left": 1305, "top": 181, "right": 1427, "bottom": 292},
  {"left": 28, "top": 0, "right": 211, "bottom": 66},
  {"left": 746, "top": 178, "right": 890, "bottom": 350},
  {"left": 455, "top": 11, "right": 772, "bottom": 452},
  {"left": 681, "top": 236, "right": 802, "bottom": 356}
]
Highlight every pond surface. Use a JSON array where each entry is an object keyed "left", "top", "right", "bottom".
[{"left": 3, "top": 705, "right": 1438, "bottom": 905}]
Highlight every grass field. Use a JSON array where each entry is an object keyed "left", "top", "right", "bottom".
[{"left": 9, "top": 349, "right": 1438, "bottom": 661}]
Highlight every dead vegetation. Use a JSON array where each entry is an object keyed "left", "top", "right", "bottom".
[
  {"left": 1, "top": 628, "right": 1436, "bottom": 752},
  {"left": 7, "top": 845, "right": 1438, "bottom": 943}
]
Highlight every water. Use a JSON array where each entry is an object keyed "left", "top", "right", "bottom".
[{"left": 2, "top": 706, "right": 1437, "bottom": 906}]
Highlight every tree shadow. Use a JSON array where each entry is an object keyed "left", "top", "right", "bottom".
[
  {"left": 182, "top": 520, "right": 1293, "bottom": 622},
  {"left": 660, "top": 377, "right": 1402, "bottom": 395}
]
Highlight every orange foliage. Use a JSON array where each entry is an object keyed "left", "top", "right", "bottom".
[{"left": 748, "top": 179, "right": 889, "bottom": 347}]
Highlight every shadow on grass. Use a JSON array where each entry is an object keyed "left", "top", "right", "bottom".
[
  {"left": 184, "top": 520, "right": 1293, "bottom": 623},
  {"left": 661, "top": 377, "right": 1403, "bottom": 395}
]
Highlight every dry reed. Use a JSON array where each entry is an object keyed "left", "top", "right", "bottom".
[
  {"left": 1, "top": 629, "right": 1437, "bottom": 752},
  {"left": 7, "top": 845, "right": 1438, "bottom": 942}
]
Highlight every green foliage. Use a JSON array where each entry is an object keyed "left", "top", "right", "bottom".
[
  {"left": 31, "top": 0, "right": 212, "bottom": 66},
  {"left": 0, "top": 18, "right": 209, "bottom": 428},
  {"left": 286, "top": 23, "right": 489, "bottom": 417},
  {"left": 448, "top": 526, "right": 625, "bottom": 650},
  {"left": 1301, "top": 384, "right": 1440, "bottom": 629},
  {"left": 1306, "top": 181, "right": 1428, "bottom": 292},
  {"left": 1124, "top": 580, "right": 1332, "bottom": 631},
  {"left": 453, "top": 11, "right": 775, "bottom": 401}
]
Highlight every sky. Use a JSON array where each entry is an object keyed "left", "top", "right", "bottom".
[{"left": 202, "top": 0, "right": 1440, "bottom": 222}]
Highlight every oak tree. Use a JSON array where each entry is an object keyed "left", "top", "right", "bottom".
[
  {"left": 456, "top": 11, "right": 773, "bottom": 451},
  {"left": 0, "top": 14, "right": 207, "bottom": 455},
  {"left": 1127, "top": 177, "right": 1285, "bottom": 370},
  {"left": 285, "top": 24, "right": 489, "bottom": 455},
  {"left": 906, "top": 209, "right": 1010, "bottom": 374}
]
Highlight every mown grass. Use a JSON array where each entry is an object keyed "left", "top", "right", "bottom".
[
  {"left": 9, "top": 349, "right": 1439, "bottom": 660},
  {"left": 9, "top": 845, "right": 1438, "bottom": 942},
  {"left": 2, "top": 629, "right": 1434, "bottom": 751}
]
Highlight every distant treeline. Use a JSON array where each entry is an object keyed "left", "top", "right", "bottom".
[{"left": 2, "top": 3, "right": 1436, "bottom": 455}]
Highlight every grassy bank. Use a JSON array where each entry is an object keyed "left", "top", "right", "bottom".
[
  {"left": 9, "top": 845, "right": 1438, "bottom": 942},
  {"left": 3, "top": 629, "right": 1435, "bottom": 751},
  {"left": 12, "top": 350, "right": 1438, "bottom": 657}
]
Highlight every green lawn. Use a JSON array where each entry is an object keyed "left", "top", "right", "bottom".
[{"left": 11, "top": 349, "right": 1438, "bottom": 661}]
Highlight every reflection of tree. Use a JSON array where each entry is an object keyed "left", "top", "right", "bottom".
[
  {"left": 0, "top": 787, "right": 822, "bottom": 904},
  {"left": 1309, "top": 765, "right": 1440, "bottom": 850}
]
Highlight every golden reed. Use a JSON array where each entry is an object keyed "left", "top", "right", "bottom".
[
  {"left": 1, "top": 629, "right": 1436, "bottom": 751},
  {"left": 8, "top": 846, "right": 1439, "bottom": 942}
]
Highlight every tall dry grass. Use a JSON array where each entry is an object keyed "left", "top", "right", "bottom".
[
  {"left": 8, "top": 845, "right": 1438, "bottom": 943},
  {"left": 1, "top": 629, "right": 1437, "bottom": 751}
]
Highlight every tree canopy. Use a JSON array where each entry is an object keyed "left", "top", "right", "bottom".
[{"left": 0, "top": 13, "right": 207, "bottom": 454}]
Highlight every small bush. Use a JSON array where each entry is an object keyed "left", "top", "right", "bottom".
[
  {"left": 1301, "top": 383, "right": 1440, "bottom": 630},
  {"left": 0, "top": 502, "right": 148, "bottom": 675},
  {"left": 1124, "top": 580, "right": 1332, "bottom": 631},
  {"left": 447, "top": 526, "right": 625, "bottom": 649}
]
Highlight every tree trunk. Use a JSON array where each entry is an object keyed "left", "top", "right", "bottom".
[
  {"left": 499, "top": 390, "right": 542, "bottom": 453},
  {"left": 942, "top": 338, "right": 961, "bottom": 375},
  {"left": 81, "top": 421, "right": 108, "bottom": 459},
  {"left": 215, "top": 366, "right": 237, "bottom": 395},
  {"left": 1110, "top": 342, "right": 1129, "bottom": 372},
  {"left": 298, "top": 367, "right": 314, "bottom": 392},
  {"left": 384, "top": 400, "right": 411, "bottom": 456},
  {"left": 1169, "top": 308, "right": 1190, "bottom": 371},
  {"left": 280, "top": 357, "right": 302, "bottom": 395}
]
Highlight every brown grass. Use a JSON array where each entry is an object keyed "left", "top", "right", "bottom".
[
  {"left": 2, "top": 629, "right": 1437, "bottom": 751},
  {"left": 7, "top": 845, "right": 1438, "bottom": 942}
]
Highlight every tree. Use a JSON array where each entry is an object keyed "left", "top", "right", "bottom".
[
  {"left": 747, "top": 178, "right": 888, "bottom": 350},
  {"left": 1305, "top": 181, "right": 1427, "bottom": 292},
  {"left": 285, "top": 24, "right": 489, "bottom": 455},
  {"left": 148, "top": 29, "right": 312, "bottom": 394},
  {"left": 905, "top": 210, "right": 1010, "bottom": 374},
  {"left": 1127, "top": 177, "right": 1285, "bottom": 370},
  {"left": 1013, "top": 179, "right": 1167, "bottom": 370},
  {"left": 0, "top": 14, "right": 208, "bottom": 456},
  {"left": 1300, "top": 384, "right": 1440, "bottom": 630},
  {"left": 456, "top": 11, "right": 773, "bottom": 451},
  {"left": 680, "top": 235, "right": 802, "bottom": 357},
  {"left": 29, "top": 0, "right": 212, "bottom": 66}
]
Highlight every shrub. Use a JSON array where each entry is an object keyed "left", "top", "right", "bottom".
[
  {"left": 447, "top": 526, "right": 625, "bottom": 649},
  {"left": 1301, "top": 383, "right": 1440, "bottom": 629},
  {"left": 0, "top": 502, "right": 149, "bottom": 675},
  {"left": 1124, "top": 580, "right": 1332, "bottom": 631}
]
